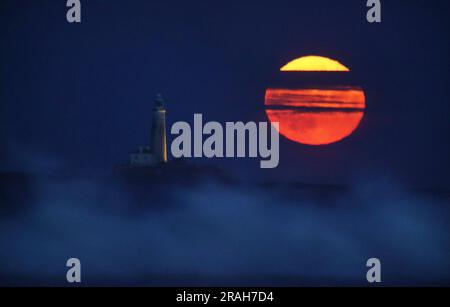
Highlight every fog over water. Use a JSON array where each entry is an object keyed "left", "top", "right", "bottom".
[{"left": 1, "top": 173, "right": 449, "bottom": 286}]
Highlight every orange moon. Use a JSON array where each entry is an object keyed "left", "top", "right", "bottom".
[{"left": 265, "top": 56, "right": 366, "bottom": 145}]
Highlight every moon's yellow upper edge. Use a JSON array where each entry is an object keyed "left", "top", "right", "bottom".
[{"left": 280, "top": 55, "right": 350, "bottom": 72}]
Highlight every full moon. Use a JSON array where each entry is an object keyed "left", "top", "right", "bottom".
[{"left": 265, "top": 55, "right": 366, "bottom": 145}]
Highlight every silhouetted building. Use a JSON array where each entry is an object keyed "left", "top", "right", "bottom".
[
  {"left": 150, "top": 94, "right": 167, "bottom": 163},
  {"left": 130, "top": 146, "right": 155, "bottom": 166},
  {"left": 129, "top": 94, "right": 167, "bottom": 166}
]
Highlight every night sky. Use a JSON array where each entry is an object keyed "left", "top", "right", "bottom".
[
  {"left": 1, "top": 0, "right": 449, "bottom": 187},
  {"left": 1, "top": 0, "right": 450, "bottom": 287}
]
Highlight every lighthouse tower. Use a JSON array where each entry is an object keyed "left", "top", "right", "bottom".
[{"left": 150, "top": 94, "right": 167, "bottom": 163}]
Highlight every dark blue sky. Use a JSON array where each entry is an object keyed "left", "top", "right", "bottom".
[{"left": 1, "top": 0, "right": 449, "bottom": 187}]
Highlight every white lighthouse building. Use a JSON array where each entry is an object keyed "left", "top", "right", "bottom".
[{"left": 129, "top": 94, "right": 167, "bottom": 166}]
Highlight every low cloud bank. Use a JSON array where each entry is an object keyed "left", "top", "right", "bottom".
[{"left": 1, "top": 175, "right": 449, "bottom": 286}]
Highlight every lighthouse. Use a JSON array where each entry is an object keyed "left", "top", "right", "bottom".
[
  {"left": 150, "top": 94, "right": 167, "bottom": 163},
  {"left": 128, "top": 94, "right": 168, "bottom": 167}
]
